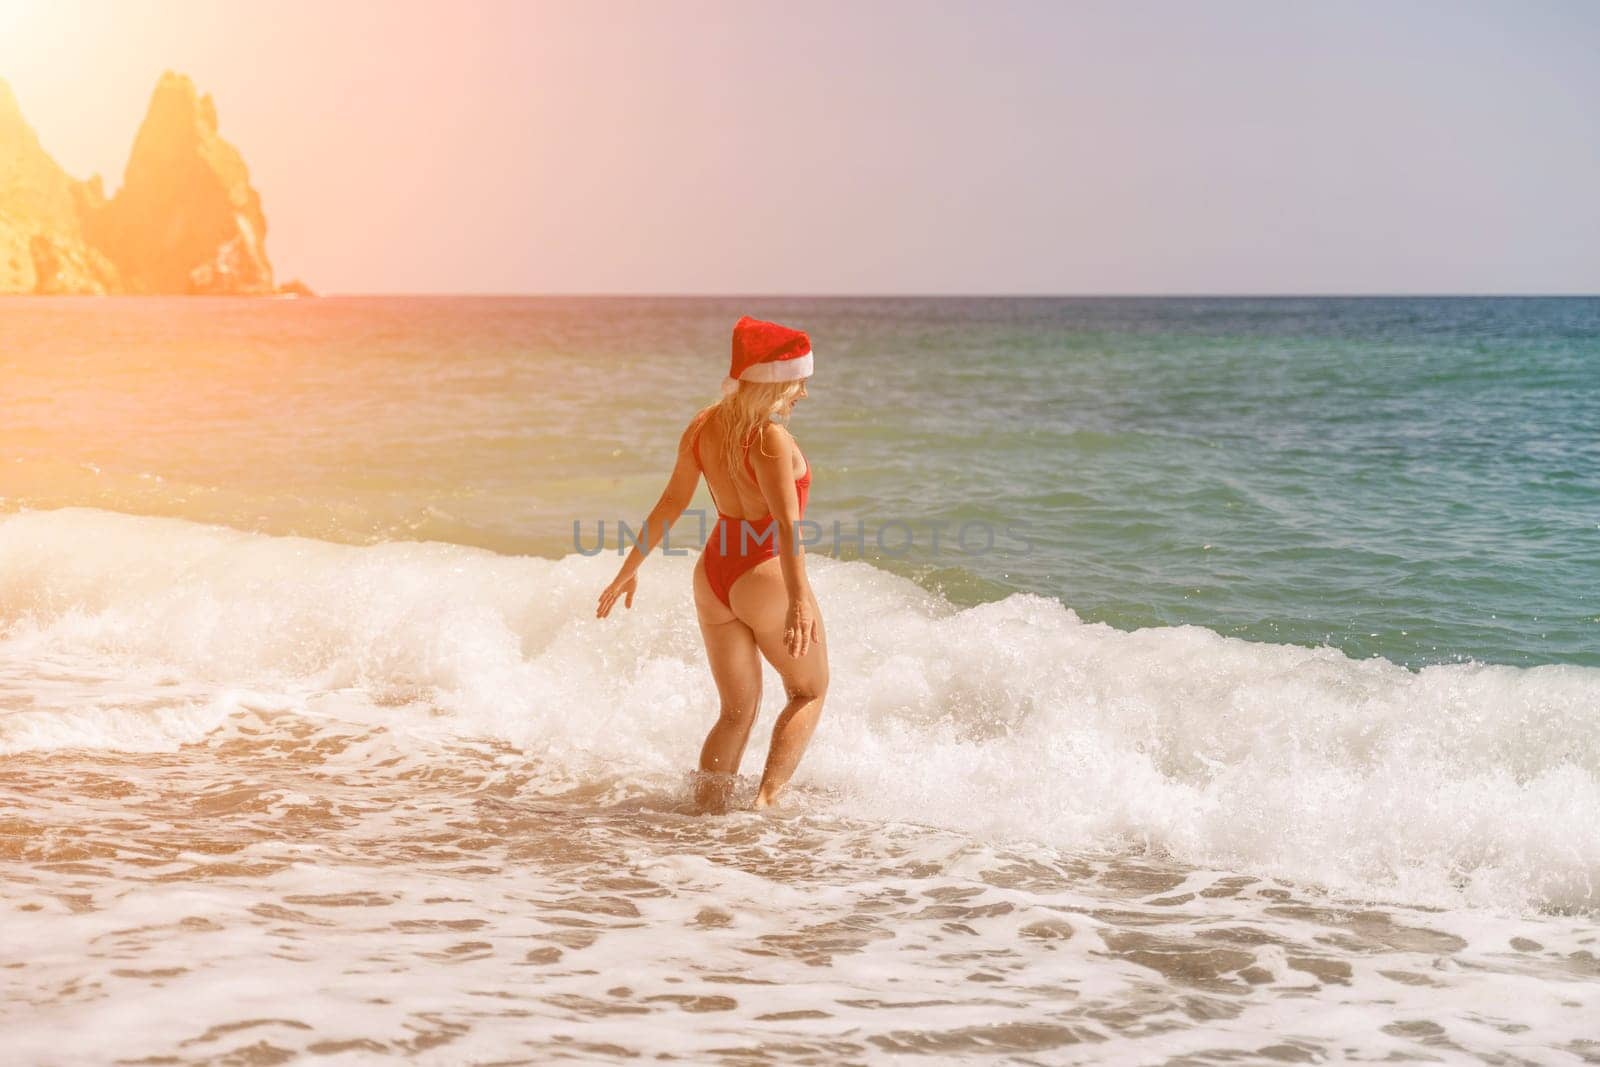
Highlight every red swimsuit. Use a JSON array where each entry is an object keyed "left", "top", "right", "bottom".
[{"left": 691, "top": 423, "right": 812, "bottom": 608}]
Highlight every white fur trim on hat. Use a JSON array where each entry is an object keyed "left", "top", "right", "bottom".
[{"left": 738, "top": 350, "right": 813, "bottom": 383}]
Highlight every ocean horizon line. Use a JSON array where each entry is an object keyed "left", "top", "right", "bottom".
[
  {"left": 8, "top": 290, "right": 1599, "bottom": 300},
  {"left": 25, "top": 290, "right": 1588, "bottom": 300},
  {"left": 309, "top": 290, "right": 1600, "bottom": 299}
]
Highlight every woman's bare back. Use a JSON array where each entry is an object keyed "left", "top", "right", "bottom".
[{"left": 693, "top": 408, "right": 809, "bottom": 520}]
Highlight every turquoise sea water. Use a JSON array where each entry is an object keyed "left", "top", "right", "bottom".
[
  {"left": 6, "top": 296, "right": 1600, "bottom": 1061},
  {"left": 4, "top": 295, "right": 1596, "bottom": 667}
]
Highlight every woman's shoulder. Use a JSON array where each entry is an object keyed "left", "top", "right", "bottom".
[
  {"left": 680, "top": 405, "right": 718, "bottom": 453},
  {"left": 750, "top": 420, "right": 799, "bottom": 468},
  {"left": 756, "top": 419, "right": 795, "bottom": 449}
]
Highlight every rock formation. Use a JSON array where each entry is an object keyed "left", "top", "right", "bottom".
[
  {"left": 91, "top": 72, "right": 274, "bottom": 294},
  {"left": 0, "top": 80, "right": 120, "bottom": 293},
  {"left": 0, "top": 71, "right": 295, "bottom": 295}
]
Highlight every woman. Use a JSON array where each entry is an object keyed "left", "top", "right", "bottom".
[{"left": 596, "top": 316, "right": 828, "bottom": 813}]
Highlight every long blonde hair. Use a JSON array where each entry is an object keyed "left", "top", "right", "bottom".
[{"left": 701, "top": 379, "right": 803, "bottom": 485}]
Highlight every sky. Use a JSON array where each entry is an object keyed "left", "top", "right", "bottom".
[{"left": 2, "top": 0, "right": 1596, "bottom": 294}]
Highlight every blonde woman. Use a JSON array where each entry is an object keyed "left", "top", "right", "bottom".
[{"left": 596, "top": 317, "right": 826, "bottom": 813}]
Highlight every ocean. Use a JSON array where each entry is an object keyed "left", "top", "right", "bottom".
[{"left": 2, "top": 296, "right": 1597, "bottom": 1063}]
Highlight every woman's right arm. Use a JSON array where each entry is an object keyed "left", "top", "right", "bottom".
[
  {"left": 748, "top": 422, "right": 817, "bottom": 657},
  {"left": 596, "top": 417, "right": 704, "bottom": 619}
]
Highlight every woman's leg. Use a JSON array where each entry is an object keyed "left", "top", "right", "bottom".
[
  {"left": 727, "top": 561, "right": 829, "bottom": 808},
  {"left": 692, "top": 558, "right": 763, "bottom": 814}
]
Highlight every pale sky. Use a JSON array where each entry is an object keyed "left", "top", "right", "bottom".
[{"left": 2, "top": 0, "right": 1596, "bottom": 294}]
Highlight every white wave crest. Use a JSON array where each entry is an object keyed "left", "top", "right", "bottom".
[{"left": 2, "top": 506, "right": 1597, "bottom": 912}]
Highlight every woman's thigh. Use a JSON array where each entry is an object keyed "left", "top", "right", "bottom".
[
  {"left": 694, "top": 557, "right": 763, "bottom": 715},
  {"left": 728, "top": 558, "right": 829, "bottom": 694}
]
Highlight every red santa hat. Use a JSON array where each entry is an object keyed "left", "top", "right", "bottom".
[{"left": 721, "top": 316, "right": 813, "bottom": 396}]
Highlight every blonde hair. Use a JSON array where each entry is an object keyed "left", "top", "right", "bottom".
[{"left": 701, "top": 379, "right": 804, "bottom": 485}]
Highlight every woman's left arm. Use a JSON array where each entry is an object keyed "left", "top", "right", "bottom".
[{"left": 596, "top": 420, "right": 703, "bottom": 618}]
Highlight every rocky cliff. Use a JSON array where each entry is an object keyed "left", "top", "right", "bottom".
[
  {"left": 0, "top": 72, "right": 291, "bottom": 295},
  {"left": 0, "top": 80, "right": 120, "bottom": 293}
]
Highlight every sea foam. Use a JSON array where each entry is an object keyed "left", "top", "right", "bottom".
[{"left": 2, "top": 506, "right": 1596, "bottom": 913}]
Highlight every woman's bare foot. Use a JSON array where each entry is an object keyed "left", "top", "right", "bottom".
[{"left": 693, "top": 771, "right": 736, "bottom": 815}]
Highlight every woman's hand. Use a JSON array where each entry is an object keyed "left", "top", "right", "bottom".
[
  {"left": 785, "top": 598, "right": 818, "bottom": 658},
  {"left": 596, "top": 573, "right": 637, "bottom": 618}
]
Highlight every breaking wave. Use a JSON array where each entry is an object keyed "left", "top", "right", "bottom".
[{"left": 2, "top": 507, "right": 1596, "bottom": 913}]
